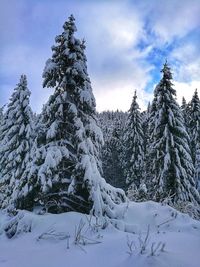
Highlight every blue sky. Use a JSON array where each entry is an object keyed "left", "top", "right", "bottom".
[{"left": 0, "top": 0, "right": 200, "bottom": 112}]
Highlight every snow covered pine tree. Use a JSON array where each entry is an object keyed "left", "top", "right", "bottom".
[
  {"left": 181, "top": 97, "right": 190, "bottom": 132},
  {"left": 0, "top": 105, "right": 5, "bottom": 201},
  {"left": 147, "top": 62, "right": 200, "bottom": 205},
  {"left": 122, "top": 91, "right": 146, "bottom": 199},
  {"left": 16, "top": 15, "right": 126, "bottom": 217},
  {"left": 188, "top": 89, "right": 200, "bottom": 189},
  {"left": 0, "top": 75, "right": 33, "bottom": 209},
  {"left": 0, "top": 106, "right": 4, "bottom": 134},
  {"left": 0, "top": 105, "right": 5, "bottom": 158},
  {"left": 141, "top": 101, "right": 151, "bottom": 156}
]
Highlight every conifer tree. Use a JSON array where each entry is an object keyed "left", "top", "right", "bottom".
[
  {"left": 181, "top": 97, "right": 190, "bottom": 132},
  {"left": 0, "top": 75, "right": 33, "bottom": 208},
  {"left": 0, "top": 105, "right": 4, "bottom": 154},
  {"left": 17, "top": 15, "right": 126, "bottom": 217},
  {"left": 123, "top": 91, "right": 145, "bottom": 189},
  {"left": 188, "top": 89, "right": 200, "bottom": 188},
  {"left": 0, "top": 106, "right": 4, "bottom": 127},
  {"left": 0, "top": 105, "right": 6, "bottom": 146},
  {"left": 181, "top": 97, "right": 187, "bottom": 111},
  {"left": 0, "top": 105, "right": 4, "bottom": 199},
  {"left": 147, "top": 63, "right": 200, "bottom": 205},
  {"left": 142, "top": 102, "right": 151, "bottom": 155}
]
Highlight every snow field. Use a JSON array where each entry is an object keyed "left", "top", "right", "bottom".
[{"left": 0, "top": 201, "right": 199, "bottom": 267}]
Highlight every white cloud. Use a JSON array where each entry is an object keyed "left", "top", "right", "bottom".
[
  {"left": 170, "top": 43, "right": 200, "bottom": 83},
  {"left": 141, "top": 0, "right": 200, "bottom": 44},
  {"left": 1, "top": 0, "right": 153, "bottom": 112},
  {"left": 0, "top": 0, "right": 25, "bottom": 43},
  {"left": 94, "top": 81, "right": 153, "bottom": 112},
  {"left": 1, "top": 0, "right": 200, "bottom": 113},
  {"left": 174, "top": 81, "right": 200, "bottom": 105},
  {"left": 0, "top": 43, "right": 53, "bottom": 112},
  {"left": 93, "top": 66, "right": 153, "bottom": 112},
  {"left": 78, "top": 2, "right": 154, "bottom": 111}
]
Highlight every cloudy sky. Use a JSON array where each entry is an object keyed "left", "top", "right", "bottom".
[{"left": 0, "top": 0, "right": 200, "bottom": 112}]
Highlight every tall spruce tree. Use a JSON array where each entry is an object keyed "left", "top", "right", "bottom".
[
  {"left": 195, "top": 143, "right": 200, "bottom": 190},
  {"left": 16, "top": 15, "right": 125, "bottom": 217},
  {"left": 0, "top": 105, "right": 6, "bottom": 146},
  {"left": 181, "top": 97, "right": 190, "bottom": 133},
  {"left": 181, "top": 97, "right": 187, "bottom": 111},
  {"left": 123, "top": 91, "right": 145, "bottom": 189},
  {"left": 0, "top": 105, "right": 4, "bottom": 156},
  {"left": 141, "top": 102, "right": 151, "bottom": 156},
  {"left": 188, "top": 89, "right": 200, "bottom": 188},
  {"left": 147, "top": 63, "right": 200, "bottom": 205},
  {"left": 0, "top": 106, "right": 4, "bottom": 128},
  {"left": 0, "top": 106, "right": 4, "bottom": 201},
  {"left": 0, "top": 75, "right": 33, "bottom": 208}
]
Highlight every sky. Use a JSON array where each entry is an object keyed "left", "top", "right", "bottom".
[{"left": 0, "top": 0, "right": 200, "bottom": 112}]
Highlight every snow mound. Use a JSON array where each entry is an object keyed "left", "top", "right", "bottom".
[
  {"left": 0, "top": 201, "right": 200, "bottom": 267},
  {"left": 120, "top": 201, "right": 200, "bottom": 234}
]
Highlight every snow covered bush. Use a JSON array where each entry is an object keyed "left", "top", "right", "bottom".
[
  {"left": 169, "top": 201, "right": 200, "bottom": 221},
  {"left": 127, "top": 181, "right": 148, "bottom": 202},
  {"left": 126, "top": 225, "right": 166, "bottom": 257},
  {"left": 2, "top": 210, "right": 32, "bottom": 238}
]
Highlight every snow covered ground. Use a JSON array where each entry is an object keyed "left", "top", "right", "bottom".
[{"left": 0, "top": 201, "right": 200, "bottom": 267}]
